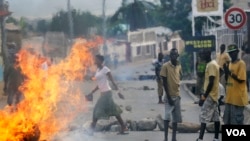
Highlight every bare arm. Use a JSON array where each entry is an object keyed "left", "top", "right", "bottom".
[
  {"left": 85, "top": 85, "right": 98, "bottom": 101},
  {"left": 203, "top": 76, "right": 214, "bottom": 98},
  {"left": 107, "top": 71, "right": 125, "bottom": 99},
  {"left": 107, "top": 72, "right": 118, "bottom": 90},
  {"left": 90, "top": 86, "right": 99, "bottom": 95},
  {"left": 162, "top": 76, "right": 174, "bottom": 105},
  {"left": 228, "top": 71, "right": 244, "bottom": 83},
  {"left": 223, "top": 63, "right": 245, "bottom": 83}
]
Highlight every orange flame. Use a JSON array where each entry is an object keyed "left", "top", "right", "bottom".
[{"left": 0, "top": 37, "right": 102, "bottom": 140}]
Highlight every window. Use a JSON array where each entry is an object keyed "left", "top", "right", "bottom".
[
  {"left": 146, "top": 45, "right": 150, "bottom": 54},
  {"left": 159, "top": 42, "right": 162, "bottom": 51},
  {"left": 136, "top": 46, "right": 141, "bottom": 55},
  {"left": 172, "top": 41, "right": 177, "bottom": 49},
  {"left": 164, "top": 41, "right": 168, "bottom": 50}
]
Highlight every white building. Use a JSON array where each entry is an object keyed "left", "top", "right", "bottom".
[
  {"left": 127, "top": 26, "right": 172, "bottom": 62},
  {"left": 99, "top": 26, "right": 185, "bottom": 65}
]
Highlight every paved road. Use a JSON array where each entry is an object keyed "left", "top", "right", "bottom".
[
  {"left": 53, "top": 60, "right": 220, "bottom": 141},
  {"left": 53, "top": 80, "right": 219, "bottom": 141}
]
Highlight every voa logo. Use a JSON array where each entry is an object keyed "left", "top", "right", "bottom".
[{"left": 226, "top": 129, "right": 246, "bottom": 136}]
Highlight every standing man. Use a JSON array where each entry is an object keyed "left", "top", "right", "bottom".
[
  {"left": 216, "top": 44, "right": 231, "bottom": 88},
  {"left": 196, "top": 50, "right": 220, "bottom": 141},
  {"left": 241, "top": 48, "right": 250, "bottom": 92},
  {"left": 5, "top": 53, "right": 24, "bottom": 112},
  {"left": 223, "top": 44, "right": 248, "bottom": 125},
  {"left": 154, "top": 52, "right": 164, "bottom": 104},
  {"left": 160, "top": 48, "right": 182, "bottom": 141}
]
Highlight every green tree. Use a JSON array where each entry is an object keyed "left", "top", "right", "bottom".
[
  {"left": 110, "top": 0, "right": 157, "bottom": 32},
  {"left": 6, "top": 16, "right": 18, "bottom": 25},
  {"left": 156, "top": 0, "right": 192, "bottom": 39},
  {"left": 224, "top": 0, "right": 233, "bottom": 12},
  {"left": 50, "top": 9, "right": 102, "bottom": 38},
  {"left": 50, "top": 10, "right": 69, "bottom": 34},
  {"left": 36, "top": 19, "right": 48, "bottom": 34}
]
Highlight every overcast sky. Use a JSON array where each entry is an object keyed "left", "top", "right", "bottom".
[{"left": 8, "top": 0, "right": 157, "bottom": 19}]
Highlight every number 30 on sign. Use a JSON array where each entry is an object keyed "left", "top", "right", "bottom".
[{"left": 224, "top": 7, "right": 247, "bottom": 30}]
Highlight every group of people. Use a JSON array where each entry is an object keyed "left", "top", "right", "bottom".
[
  {"left": 196, "top": 44, "right": 249, "bottom": 141},
  {"left": 88, "top": 49, "right": 182, "bottom": 140},
  {"left": 86, "top": 43, "right": 249, "bottom": 141},
  {"left": 153, "top": 44, "right": 249, "bottom": 141}
]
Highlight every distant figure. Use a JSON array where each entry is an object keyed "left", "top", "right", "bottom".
[
  {"left": 5, "top": 54, "right": 24, "bottom": 110},
  {"left": 195, "top": 50, "right": 207, "bottom": 96},
  {"left": 154, "top": 52, "right": 164, "bottom": 104},
  {"left": 113, "top": 54, "right": 119, "bottom": 69},
  {"left": 3, "top": 42, "right": 19, "bottom": 95},
  {"left": 160, "top": 48, "right": 182, "bottom": 141},
  {"left": 196, "top": 50, "right": 220, "bottom": 141},
  {"left": 223, "top": 44, "right": 248, "bottom": 125},
  {"left": 86, "top": 54, "right": 128, "bottom": 135},
  {"left": 216, "top": 44, "right": 231, "bottom": 88}
]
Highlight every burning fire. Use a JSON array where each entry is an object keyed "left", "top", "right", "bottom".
[{"left": 0, "top": 37, "right": 102, "bottom": 140}]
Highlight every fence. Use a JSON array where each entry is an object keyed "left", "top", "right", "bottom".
[{"left": 204, "top": 25, "right": 247, "bottom": 54}]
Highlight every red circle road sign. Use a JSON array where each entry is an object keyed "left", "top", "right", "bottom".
[{"left": 224, "top": 7, "right": 247, "bottom": 30}]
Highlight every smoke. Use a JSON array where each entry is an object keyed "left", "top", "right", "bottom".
[
  {"left": 113, "top": 61, "right": 154, "bottom": 81},
  {"left": 8, "top": 0, "right": 123, "bottom": 18}
]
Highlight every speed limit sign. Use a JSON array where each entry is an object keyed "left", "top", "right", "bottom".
[{"left": 224, "top": 7, "right": 247, "bottom": 30}]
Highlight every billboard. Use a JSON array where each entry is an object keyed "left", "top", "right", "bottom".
[
  {"left": 185, "top": 35, "right": 216, "bottom": 52},
  {"left": 192, "top": 0, "right": 223, "bottom": 17}
]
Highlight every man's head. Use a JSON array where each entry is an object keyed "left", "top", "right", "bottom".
[
  {"left": 95, "top": 54, "right": 104, "bottom": 66},
  {"left": 220, "top": 44, "right": 226, "bottom": 53},
  {"left": 158, "top": 52, "right": 164, "bottom": 61},
  {"left": 169, "top": 48, "right": 179, "bottom": 64},
  {"left": 227, "top": 44, "right": 239, "bottom": 61},
  {"left": 201, "top": 49, "right": 211, "bottom": 62}
]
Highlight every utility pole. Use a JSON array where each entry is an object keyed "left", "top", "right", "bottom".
[
  {"left": 102, "top": 0, "right": 107, "bottom": 56},
  {"left": 67, "top": 0, "right": 74, "bottom": 45},
  {"left": 0, "top": 0, "right": 11, "bottom": 66},
  {"left": 247, "top": 11, "right": 250, "bottom": 51}
]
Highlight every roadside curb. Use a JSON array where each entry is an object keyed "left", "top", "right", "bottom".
[
  {"left": 181, "top": 80, "right": 198, "bottom": 102},
  {"left": 181, "top": 80, "right": 250, "bottom": 124}
]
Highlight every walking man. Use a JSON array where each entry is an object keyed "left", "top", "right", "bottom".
[
  {"left": 160, "top": 48, "right": 182, "bottom": 141},
  {"left": 223, "top": 44, "right": 248, "bottom": 125},
  {"left": 196, "top": 50, "right": 220, "bottom": 141}
]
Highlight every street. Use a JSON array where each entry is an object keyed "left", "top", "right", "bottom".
[{"left": 51, "top": 59, "right": 218, "bottom": 141}]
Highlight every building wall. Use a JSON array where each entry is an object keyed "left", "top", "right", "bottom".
[
  {"left": 99, "top": 41, "right": 127, "bottom": 64},
  {"left": 128, "top": 26, "right": 172, "bottom": 62},
  {"left": 167, "top": 32, "right": 185, "bottom": 54},
  {"left": 100, "top": 27, "right": 185, "bottom": 65},
  {"left": 231, "top": 0, "right": 250, "bottom": 10}
]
